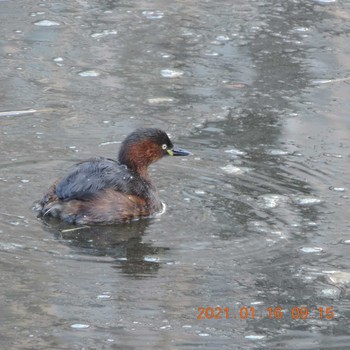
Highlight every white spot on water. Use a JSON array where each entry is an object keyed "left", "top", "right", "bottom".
[
  {"left": 160, "top": 325, "right": 171, "bottom": 330},
  {"left": 311, "top": 0, "right": 336, "bottom": 3},
  {"left": 9, "top": 221, "right": 20, "bottom": 226},
  {"left": 203, "top": 50, "right": 220, "bottom": 57},
  {"left": 245, "top": 335, "right": 266, "bottom": 340},
  {"left": 91, "top": 29, "right": 117, "bottom": 39},
  {"left": 324, "top": 153, "right": 343, "bottom": 158},
  {"left": 34, "top": 20, "right": 60, "bottom": 26},
  {"left": 30, "top": 11, "right": 46, "bottom": 16},
  {"left": 259, "top": 194, "right": 288, "bottom": 208},
  {"left": 312, "top": 79, "right": 335, "bottom": 85},
  {"left": 199, "top": 333, "right": 210, "bottom": 337},
  {"left": 78, "top": 70, "right": 100, "bottom": 77},
  {"left": 325, "top": 271, "right": 350, "bottom": 285},
  {"left": 194, "top": 190, "right": 206, "bottom": 195},
  {"left": 224, "top": 148, "right": 247, "bottom": 156},
  {"left": 216, "top": 35, "right": 230, "bottom": 41},
  {"left": 221, "top": 165, "right": 241, "bottom": 174},
  {"left": 0, "top": 242, "right": 24, "bottom": 250},
  {"left": 142, "top": 10, "right": 164, "bottom": 19},
  {"left": 300, "top": 247, "right": 323, "bottom": 253},
  {"left": 181, "top": 30, "right": 195, "bottom": 37},
  {"left": 0, "top": 109, "right": 36, "bottom": 117},
  {"left": 98, "top": 141, "right": 121, "bottom": 147},
  {"left": 53, "top": 57, "right": 64, "bottom": 66},
  {"left": 160, "top": 69, "right": 184, "bottom": 78},
  {"left": 329, "top": 186, "right": 346, "bottom": 192},
  {"left": 318, "top": 288, "right": 340, "bottom": 298},
  {"left": 293, "top": 27, "right": 310, "bottom": 33},
  {"left": 220, "top": 164, "right": 252, "bottom": 175},
  {"left": 97, "top": 294, "right": 111, "bottom": 299},
  {"left": 203, "top": 126, "right": 222, "bottom": 133},
  {"left": 70, "top": 323, "right": 90, "bottom": 329},
  {"left": 293, "top": 196, "right": 322, "bottom": 206},
  {"left": 307, "top": 221, "right": 317, "bottom": 227},
  {"left": 144, "top": 256, "right": 160, "bottom": 262},
  {"left": 266, "top": 149, "right": 289, "bottom": 156},
  {"left": 148, "top": 97, "right": 174, "bottom": 104}
]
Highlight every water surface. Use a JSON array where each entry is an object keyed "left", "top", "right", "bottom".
[{"left": 1, "top": 0, "right": 350, "bottom": 349}]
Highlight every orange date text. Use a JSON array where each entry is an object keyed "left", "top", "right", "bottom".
[{"left": 197, "top": 306, "right": 334, "bottom": 320}]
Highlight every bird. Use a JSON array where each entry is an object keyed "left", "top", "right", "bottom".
[{"left": 33, "top": 128, "right": 190, "bottom": 224}]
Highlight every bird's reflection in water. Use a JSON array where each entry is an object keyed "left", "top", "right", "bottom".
[{"left": 42, "top": 217, "right": 169, "bottom": 277}]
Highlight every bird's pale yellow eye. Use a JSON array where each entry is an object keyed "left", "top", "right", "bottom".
[{"left": 161, "top": 144, "right": 167, "bottom": 150}]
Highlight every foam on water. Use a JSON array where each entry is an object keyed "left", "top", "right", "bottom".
[
  {"left": 70, "top": 324, "right": 90, "bottom": 329},
  {"left": 220, "top": 164, "right": 252, "bottom": 174},
  {"left": 91, "top": 29, "right": 117, "bottom": 39},
  {"left": 78, "top": 70, "right": 100, "bottom": 77},
  {"left": 259, "top": 194, "right": 289, "bottom": 208},
  {"left": 293, "top": 196, "right": 322, "bottom": 206},
  {"left": 160, "top": 69, "right": 184, "bottom": 78},
  {"left": 34, "top": 19, "right": 60, "bottom": 26},
  {"left": 142, "top": 10, "right": 164, "bottom": 19},
  {"left": 300, "top": 247, "right": 323, "bottom": 253}
]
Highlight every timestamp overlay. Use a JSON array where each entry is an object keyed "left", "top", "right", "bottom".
[{"left": 197, "top": 306, "right": 335, "bottom": 320}]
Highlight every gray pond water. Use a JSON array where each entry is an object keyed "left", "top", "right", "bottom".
[{"left": 1, "top": 0, "right": 350, "bottom": 349}]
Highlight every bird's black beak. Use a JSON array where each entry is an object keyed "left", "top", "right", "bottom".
[{"left": 167, "top": 146, "right": 191, "bottom": 156}]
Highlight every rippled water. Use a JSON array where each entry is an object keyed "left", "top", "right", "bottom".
[{"left": 1, "top": 0, "right": 350, "bottom": 349}]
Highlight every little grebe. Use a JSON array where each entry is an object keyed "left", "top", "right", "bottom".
[{"left": 34, "top": 128, "right": 190, "bottom": 224}]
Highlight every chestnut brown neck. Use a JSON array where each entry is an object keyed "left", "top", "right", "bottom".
[{"left": 118, "top": 140, "right": 163, "bottom": 176}]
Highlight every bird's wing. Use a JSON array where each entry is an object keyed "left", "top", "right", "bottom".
[{"left": 55, "top": 157, "right": 130, "bottom": 201}]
